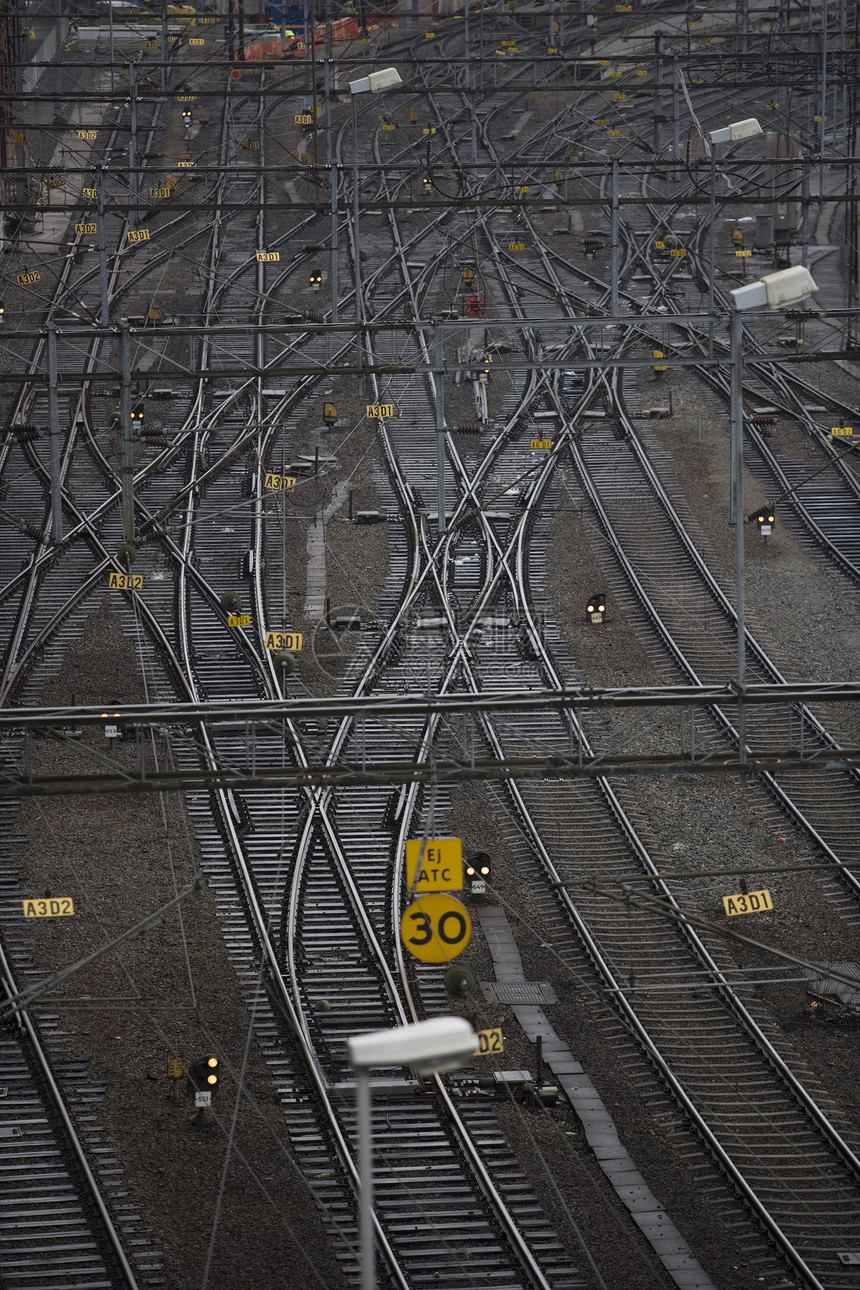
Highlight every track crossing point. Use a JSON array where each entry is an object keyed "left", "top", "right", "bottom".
[{"left": 400, "top": 893, "right": 471, "bottom": 963}]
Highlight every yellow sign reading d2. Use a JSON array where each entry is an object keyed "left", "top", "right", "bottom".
[
  {"left": 400, "top": 892, "right": 471, "bottom": 963},
  {"left": 406, "top": 837, "right": 462, "bottom": 892},
  {"left": 722, "top": 888, "right": 773, "bottom": 916}
]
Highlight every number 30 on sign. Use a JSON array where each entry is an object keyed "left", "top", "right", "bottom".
[{"left": 400, "top": 892, "right": 471, "bottom": 962}]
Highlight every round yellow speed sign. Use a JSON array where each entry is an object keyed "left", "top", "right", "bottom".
[{"left": 400, "top": 893, "right": 472, "bottom": 964}]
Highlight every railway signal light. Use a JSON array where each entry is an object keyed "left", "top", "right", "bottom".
[
  {"left": 130, "top": 406, "right": 144, "bottom": 425},
  {"left": 479, "top": 356, "right": 490, "bottom": 382},
  {"left": 308, "top": 271, "right": 322, "bottom": 291},
  {"left": 187, "top": 1056, "right": 220, "bottom": 1097},
  {"left": 182, "top": 107, "right": 193, "bottom": 129},
  {"left": 465, "top": 852, "right": 491, "bottom": 894},
  {"left": 586, "top": 596, "right": 606, "bottom": 624},
  {"left": 755, "top": 510, "right": 775, "bottom": 536},
  {"left": 0, "top": 303, "right": 5, "bottom": 322},
  {"left": 323, "top": 401, "right": 338, "bottom": 428},
  {"left": 422, "top": 174, "right": 433, "bottom": 188}
]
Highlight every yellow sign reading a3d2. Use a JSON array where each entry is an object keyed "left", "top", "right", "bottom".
[
  {"left": 406, "top": 837, "right": 462, "bottom": 892},
  {"left": 400, "top": 893, "right": 471, "bottom": 963}
]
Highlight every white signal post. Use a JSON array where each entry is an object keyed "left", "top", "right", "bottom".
[
  {"left": 706, "top": 117, "right": 762, "bottom": 357},
  {"left": 347, "top": 1018, "right": 476, "bottom": 1290},
  {"left": 349, "top": 68, "right": 403, "bottom": 378},
  {"left": 727, "top": 267, "right": 818, "bottom": 765}
]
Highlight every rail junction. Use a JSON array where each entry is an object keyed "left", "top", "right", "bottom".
[{"left": 0, "top": 0, "right": 859, "bottom": 1287}]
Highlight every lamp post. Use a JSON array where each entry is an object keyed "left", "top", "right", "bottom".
[
  {"left": 727, "top": 266, "right": 818, "bottom": 762},
  {"left": 347, "top": 1017, "right": 476, "bottom": 1290},
  {"left": 348, "top": 68, "right": 403, "bottom": 376},
  {"left": 706, "top": 118, "right": 762, "bottom": 356}
]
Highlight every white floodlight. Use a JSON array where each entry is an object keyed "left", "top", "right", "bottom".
[
  {"left": 709, "top": 117, "right": 763, "bottom": 145},
  {"left": 730, "top": 265, "right": 818, "bottom": 311},
  {"left": 349, "top": 67, "right": 403, "bottom": 95},
  {"left": 348, "top": 1016, "right": 476, "bottom": 1075}
]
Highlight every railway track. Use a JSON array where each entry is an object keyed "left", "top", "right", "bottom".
[{"left": 1, "top": 4, "right": 859, "bottom": 1289}]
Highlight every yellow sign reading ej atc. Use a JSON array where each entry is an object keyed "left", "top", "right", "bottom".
[{"left": 405, "top": 837, "right": 462, "bottom": 892}]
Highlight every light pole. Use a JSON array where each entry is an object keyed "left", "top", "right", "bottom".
[
  {"left": 727, "top": 266, "right": 818, "bottom": 762},
  {"left": 706, "top": 118, "right": 762, "bottom": 356},
  {"left": 347, "top": 1017, "right": 476, "bottom": 1290},
  {"left": 348, "top": 68, "right": 403, "bottom": 375}
]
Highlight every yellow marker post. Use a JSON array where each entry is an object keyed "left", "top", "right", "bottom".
[
  {"left": 265, "top": 630, "right": 303, "bottom": 651},
  {"left": 722, "top": 888, "right": 773, "bottom": 916},
  {"left": 406, "top": 838, "right": 463, "bottom": 892},
  {"left": 400, "top": 893, "right": 471, "bottom": 963},
  {"left": 23, "top": 898, "right": 75, "bottom": 917},
  {"left": 473, "top": 1028, "right": 504, "bottom": 1055}
]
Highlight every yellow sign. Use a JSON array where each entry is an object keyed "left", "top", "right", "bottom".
[
  {"left": 669, "top": 247, "right": 686, "bottom": 257},
  {"left": 127, "top": 228, "right": 150, "bottom": 244},
  {"left": 295, "top": 113, "right": 313, "bottom": 125},
  {"left": 383, "top": 123, "right": 395, "bottom": 131},
  {"left": 48, "top": 177, "right": 66, "bottom": 189},
  {"left": 655, "top": 240, "right": 665, "bottom": 248},
  {"left": 146, "top": 37, "right": 159, "bottom": 47},
  {"left": 607, "top": 129, "right": 621, "bottom": 137},
  {"left": 150, "top": 187, "right": 171, "bottom": 199},
  {"left": 256, "top": 251, "right": 280, "bottom": 262},
  {"left": 77, "top": 130, "right": 97, "bottom": 140},
  {"left": 228, "top": 614, "right": 251, "bottom": 627},
  {"left": 265, "top": 630, "right": 303, "bottom": 651},
  {"left": 13, "top": 131, "right": 24, "bottom": 144},
  {"left": 406, "top": 837, "right": 463, "bottom": 892},
  {"left": 596, "top": 118, "right": 609, "bottom": 126},
  {"left": 422, "top": 127, "right": 436, "bottom": 136},
  {"left": 189, "top": 36, "right": 204, "bottom": 44},
  {"left": 23, "top": 898, "right": 74, "bottom": 918},
  {"left": 722, "top": 888, "right": 773, "bottom": 916},
  {"left": 400, "top": 893, "right": 471, "bottom": 963},
  {"left": 83, "top": 187, "right": 97, "bottom": 199},
  {"left": 473, "top": 1028, "right": 504, "bottom": 1056},
  {"left": 547, "top": 45, "right": 558, "bottom": 53},
  {"left": 177, "top": 159, "right": 196, "bottom": 167},
  {"left": 531, "top": 439, "right": 551, "bottom": 450},
  {"left": 367, "top": 404, "right": 395, "bottom": 418},
  {"left": 614, "top": 92, "right": 626, "bottom": 101},
  {"left": 17, "top": 269, "right": 40, "bottom": 287},
  {"left": 243, "top": 139, "right": 261, "bottom": 150},
  {"left": 264, "top": 472, "right": 297, "bottom": 491},
  {"left": 166, "top": 1051, "right": 184, "bottom": 1079},
  {"left": 735, "top": 249, "right": 752, "bottom": 257},
  {"left": 75, "top": 222, "right": 97, "bottom": 235},
  {"left": 831, "top": 426, "right": 853, "bottom": 437},
  {"left": 515, "top": 185, "right": 529, "bottom": 194},
  {"left": 109, "top": 572, "right": 143, "bottom": 590},
  {"left": 652, "top": 349, "right": 667, "bottom": 372},
  {"left": 508, "top": 241, "right": 526, "bottom": 251}
]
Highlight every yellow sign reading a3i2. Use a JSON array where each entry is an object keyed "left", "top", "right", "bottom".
[
  {"left": 400, "top": 892, "right": 471, "bottom": 963},
  {"left": 406, "top": 837, "right": 462, "bottom": 892}
]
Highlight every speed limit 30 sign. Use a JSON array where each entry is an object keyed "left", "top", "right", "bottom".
[{"left": 400, "top": 892, "right": 472, "bottom": 963}]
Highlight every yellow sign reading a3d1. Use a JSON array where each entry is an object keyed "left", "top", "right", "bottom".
[
  {"left": 400, "top": 892, "right": 471, "bottom": 963},
  {"left": 406, "top": 837, "right": 462, "bottom": 892}
]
